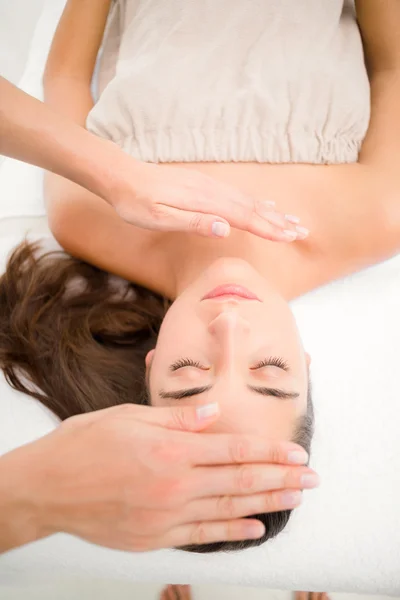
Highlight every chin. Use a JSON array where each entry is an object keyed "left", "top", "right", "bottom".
[{"left": 207, "top": 257, "right": 257, "bottom": 277}]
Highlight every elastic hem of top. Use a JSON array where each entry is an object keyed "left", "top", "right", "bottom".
[{"left": 114, "top": 129, "right": 361, "bottom": 164}]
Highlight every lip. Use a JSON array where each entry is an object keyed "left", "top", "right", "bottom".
[{"left": 201, "top": 284, "right": 261, "bottom": 301}]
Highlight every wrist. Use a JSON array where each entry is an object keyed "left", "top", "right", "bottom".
[
  {"left": 91, "top": 138, "right": 135, "bottom": 207},
  {"left": 73, "top": 133, "right": 141, "bottom": 208},
  {"left": 0, "top": 444, "right": 50, "bottom": 553},
  {"left": 88, "top": 136, "right": 144, "bottom": 208}
]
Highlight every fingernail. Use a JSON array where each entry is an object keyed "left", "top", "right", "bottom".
[
  {"left": 300, "top": 473, "right": 320, "bottom": 488},
  {"left": 246, "top": 521, "right": 265, "bottom": 538},
  {"left": 295, "top": 226, "right": 309, "bottom": 238},
  {"left": 282, "top": 229, "right": 298, "bottom": 240},
  {"left": 285, "top": 214, "right": 300, "bottom": 224},
  {"left": 212, "top": 222, "right": 230, "bottom": 237},
  {"left": 281, "top": 490, "right": 303, "bottom": 509},
  {"left": 265, "top": 201, "right": 276, "bottom": 207},
  {"left": 196, "top": 403, "right": 219, "bottom": 421},
  {"left": 287, "top": 450, "right": 309, "bottom": 464}
]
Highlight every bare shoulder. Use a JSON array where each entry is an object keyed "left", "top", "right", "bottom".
[
  {"left": 284, "top": 190, "right": 400, "bottom": 301},
  {"left": 45, "top": 172, "right": 173, "bottom": 296}
]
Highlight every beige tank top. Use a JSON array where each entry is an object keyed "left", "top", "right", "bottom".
[{"left": 86, "top": 0, "right": 370, "bottom": 165}]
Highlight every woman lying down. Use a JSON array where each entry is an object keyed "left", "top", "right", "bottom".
[{"left": 1, "top": 0, "right": 400, "bottom": 566}]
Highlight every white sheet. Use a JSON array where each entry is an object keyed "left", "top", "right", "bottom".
[{"left": 0, "top": 0, "right": 400, "bottom": 595}]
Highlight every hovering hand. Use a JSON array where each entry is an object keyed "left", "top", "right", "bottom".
[{"left": 110, "top": 159, "right": 309, "bottom": 241}]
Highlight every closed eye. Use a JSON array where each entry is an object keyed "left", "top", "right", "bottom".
[
  {"left": 169, "top": 358, "right": 208, "bottom": 371},
  {"left": 169, "top": 356, "right": 289, "bottom": 372},
  {"left": 251, "top": 356, "right": 289, "bottom": 371}
]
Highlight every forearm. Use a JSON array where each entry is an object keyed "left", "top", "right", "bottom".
[
  {"left": 0, "top": 77, "right": 128, "bottom": 206},
  {"left": 0, "top": 0, "right": 120, "bottom": 204}
]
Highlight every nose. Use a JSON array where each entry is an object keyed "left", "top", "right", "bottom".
[{"left": 207, "top": 307, "right": 250, "bottom": 369}]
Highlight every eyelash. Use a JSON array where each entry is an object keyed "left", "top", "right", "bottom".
[
  {"left": 252, "top": 356, "right": 289, "bottom": 371},
  {"left": 170, "top": 358, "right": 204, "bottom": 371},
  {"left": 170, "top": 356, "right": 289, "bottom": 371}
]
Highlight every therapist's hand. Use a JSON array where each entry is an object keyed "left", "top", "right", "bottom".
[
  {"left": 108, "top": 158, "right": 308, "bottom": 242},
  {"left": 7, "top": 402, "right": 318, "bottom": 553}
]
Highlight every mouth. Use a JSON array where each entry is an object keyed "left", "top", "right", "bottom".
[{"left": 201, "top": 284, "right": 261, "bottom": 301}]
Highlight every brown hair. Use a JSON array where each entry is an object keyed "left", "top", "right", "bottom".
[{"left": 0, "top": 240, "right": 314, "bottom": 553}]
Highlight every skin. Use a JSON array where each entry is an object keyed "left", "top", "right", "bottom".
[{"left": 147, "top": 256, "right": 312, "bottom": 441}]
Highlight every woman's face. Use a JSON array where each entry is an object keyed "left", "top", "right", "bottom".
[{"left": 147, "top": 258, "right": 311, "bottom": 441}]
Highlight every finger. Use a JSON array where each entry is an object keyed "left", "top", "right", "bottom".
[
  {"left": 172, "top": 585, "right": 190, "bottom": 600},
  {"left": 159, "top": 585, "right": 170, "bottom": 600},
  {"left": 168, "top": 585, "right": 180, "bottom": 600},
  {"left": 113, "top": 405, "right": 310, "bottom": 466},
  {"left": 152, "top": 203, "right": 305, "bottom": 243},
  {"left": 182, "top": 585, "right": 192, "bottom": 600},
  {"left": 229, "top": 196, "right": 309, "bottom": 242},
  {"left": 148, "top": 203, "right": 232, "bottom": 237},
  {"left": 187, "top": 464, "right": 319, "bottom": 498},
  {"left": 165, "top": 585, "right": 177, "bottom": 600},
  {"left": 204, "top": 193, "right": 306, "bottom": 241},
  {"left": 295, "top": 594, "right": 309, "bottom": 600},
  {"left": 244, "top": 213, "right": 309, "bottom": 243},
  {"left": 158, "top": 178, "right": 308, "bottom": 242},
  {"left": 185, "top": 489, "right": 303, "bottom": 521},
  {"left": 89, "top": 402, "right": 221, "bottom": 432},
  {"left": 185, "top": 432, "right": 310, "bottom": 466},
  {"left": 159, "top": 585, "right": 168, "bottom": 600},
  {"left": 134, "top": 401, "right": 222, "bottom": 434},
  {"left": 165, "top": 518, "right": 266, "bottom": 548}
]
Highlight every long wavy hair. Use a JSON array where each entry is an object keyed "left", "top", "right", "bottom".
[{"left": 0, "top": 239, "right": 314, "bottom": 553}]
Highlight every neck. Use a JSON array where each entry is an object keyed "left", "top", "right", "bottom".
[
  {"left": 172, "top": 239, "right": 277, "bottom": 299},
  {"left": 170, "top": 234, "right": 306, "bottom": 302}
]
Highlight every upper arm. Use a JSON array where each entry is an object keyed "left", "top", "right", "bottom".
[
  {"left": 355, "top": 1, "right": 400, "bottom": 171},
  {"left": 356, "top": 0, "right": 400, "bottom": 73},
  {"left": 43, "top": 0, "right": 113, "bottom": 125},
  {"left": 44, "top": 0, "right": 113, "bottom": 85}
]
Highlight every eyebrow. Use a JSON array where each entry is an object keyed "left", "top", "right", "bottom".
[{"left": 158, "top": 385, "right": 300, "bottom": 400}]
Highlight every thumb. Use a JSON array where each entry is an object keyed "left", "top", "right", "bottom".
[
  {"left": 145, "top": 402, "right": 221, "bottom": 431},
  {"left": 154, "top": 205, "right": 231, "bottom": 238},
  {"left": 190, "top": 216, "right": 231, "bottom": 239}
]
